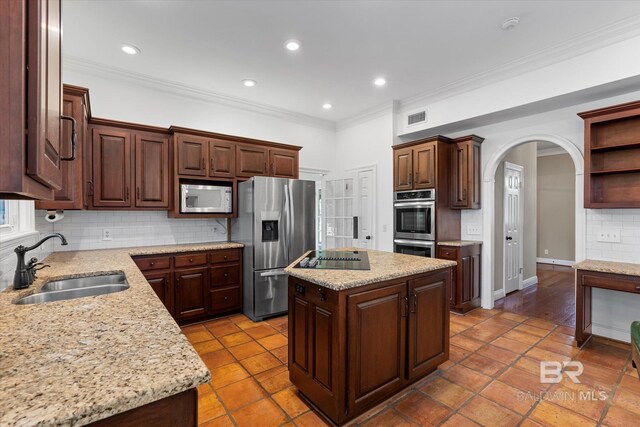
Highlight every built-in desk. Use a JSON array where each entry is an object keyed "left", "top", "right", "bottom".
[{"left": 575, "top": 260, "right": 640, "bottom": 346}]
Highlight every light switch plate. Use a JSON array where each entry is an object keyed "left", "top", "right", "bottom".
[
  {"left": 102, "top": 229, "right": 113, "bottom": 241},
  {"left": 467, "top": 224, "right": 481, "bottom": 235},
  {"left": 597, "top": 229, "right": 621, "bottom": 243}
]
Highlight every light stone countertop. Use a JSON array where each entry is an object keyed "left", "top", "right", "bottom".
[
  {"left": 285, "top": 248, "right": 456, "bottom": 291},
  {"left": 0, "top": 241, "right": 242, "bottom": 427},
  {"left": 574, "top": 259, "right": 640, "bottom": 277},
  {"left": 437, "top": 240, "right": 483, "bottom": 247}
]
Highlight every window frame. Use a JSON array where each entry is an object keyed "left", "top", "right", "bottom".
[{"left": 0, "top": 200, "right": 37, "bottom": 246}]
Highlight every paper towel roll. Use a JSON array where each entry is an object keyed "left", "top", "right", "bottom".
[{"left": 45, "top": 210, "right": 64, "bottom": 223}]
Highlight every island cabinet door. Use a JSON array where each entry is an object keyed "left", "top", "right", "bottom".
[
  {"left": 407, "top": 270, "right": 450, "bottom": 381},
  {"left": 174, "top": 267, "right": 208, "bottom": 319},
  {"left": 288, "top": 281, "right": 342, "bottom": 422},
  {"left": 347, "top": 282, "right": 407, "bottom": 415}
]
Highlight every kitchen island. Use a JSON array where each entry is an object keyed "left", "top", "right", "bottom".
[
  {"left": 0, "top": 242, "right": 241, "bottom": 427},
  {"left": 284, "top": 249, "right": 456, "bottom": 425}
]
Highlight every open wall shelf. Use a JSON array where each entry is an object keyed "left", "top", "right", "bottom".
[{"left": 579, "top": 100, "right": 640, "bottom": 208}]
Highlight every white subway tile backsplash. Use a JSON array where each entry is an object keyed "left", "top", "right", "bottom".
[
  {"left": 585, "top": 208, "right": 640, "bottom": 263},
  {"left": 34, "top": 210, "right": 228, "bottom": 252}
]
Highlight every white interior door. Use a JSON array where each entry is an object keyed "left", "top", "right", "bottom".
[
  {"left": 354, "top": 168, "right": 375, "bottom": 249},
  {"left": 322, "top": 173, "right": 356, "bottom": 249},
  {"left": 503, "top": 162, "right": 523, "bottom": 294}
]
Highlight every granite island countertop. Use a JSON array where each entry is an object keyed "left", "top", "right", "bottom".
[
  {"left": 0, "top": 241, "right": 242, "bottom": 427},
  {"left": 285, "top": 248, "right": 456, "bottom": 291},
  {"left": 574, "top": 259, "right": 640, "bottom": 277}
]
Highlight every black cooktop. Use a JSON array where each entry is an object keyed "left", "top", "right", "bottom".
[{"left": 293, "top": 250, "right": 370, "bottom": 270}]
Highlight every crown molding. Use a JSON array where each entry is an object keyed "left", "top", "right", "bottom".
[
  {"left": 537, "top": 146, "right": 568, "bottom": 157},
  {"left": 336, "top": 102, "right": 396, "bottom": 131},
  {"left": 63, "top": 56, "right": 336, "bottom": 132},
  {"left": 399, "top": 14, "right": 640, "bottom": 113}
]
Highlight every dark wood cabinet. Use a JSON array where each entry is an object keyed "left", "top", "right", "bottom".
[
  {"left": 36, "top": 85, "right": 90, "bottom": 210},
  {"left": 270, "top": 148, "right": 299, "bottom": 178},
  {"left": 451, "top": 135, "right": 483, "bottom": 209},
  {"left": 209, "top": 139, "right": 236, "bottom": 178},
  {"left": 289, "top": 267, "right": 451, "bottom": 425},
  {"left": 0, "top": 0, "right": 66, "bottom": 200},
  {"left": 407, "top": 271, "right": 449, "bottom": 379},
  {"left": 134, "top": 133, "right": 170, "bottom": 208},
  {"left": 143, "top": 271, "right": 174, "bottom": 315},
  {"left": 175, "top": 267, "right": 208, "bottom": 320},
  {"left": 393, "top": 147, "right": 413, "bottom": 191},
  {"left": 132, "top": 248, "right": 242, "bottom": 325},
  {"left": 413, "top": 143, "right": 436, "bottom": 189},
  {"left": 347, "top": 283, "right": 407, "bottom": 415},
  {"left": 579, "top": 100, "right": 640, "bottom": 208},
  {"left": 176, "top": 134, "right": 208, "bottom": 177},
  {"left": 92, "top": 126, "right": 132, "bottom": 208},
  {"left": 236, "top": 144, "right": 269, "bottom": 177},
  {"left": 437, "top": 243, "right": 481, "bottom": 313}
]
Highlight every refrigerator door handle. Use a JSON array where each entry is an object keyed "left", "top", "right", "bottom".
[
  {"left": 284, "top": 184, "right": 291, "bottom": 262},
  {"left": 287, "top": 183, "right": 294, "bottom": 262},
  {"left": 260, "top": 269, "right": 287, "bottom": 277}
]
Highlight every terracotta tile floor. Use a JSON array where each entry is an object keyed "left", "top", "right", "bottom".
[{"left": 183, "top": 310, "right": 638, "bottom": 427}]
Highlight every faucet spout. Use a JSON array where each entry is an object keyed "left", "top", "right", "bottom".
[{"left": 13, "top": 233, "right": 68, "bottom": 290}]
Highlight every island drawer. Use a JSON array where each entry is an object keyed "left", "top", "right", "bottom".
[
  {"left": 134, "top": 256, "right": 171, "bottom": 271},
  {"left": 210, "top": 264, "right": 241, "bottom": 287},
  {"left": 437, "top": 246, "right": 458, "bottom": 260},
  {"left": 209, "top": 249, "right": 241, "bottom": 264},
  {"left": 175, "top": 253, "right": 208, "bottom": 268}
]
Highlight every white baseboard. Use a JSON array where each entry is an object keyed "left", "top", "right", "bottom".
[
  {"left": 522, "top": 276, "right": 538, "bottom": 289},
  {"left": 592, "top": 323, "right": 631, "bottom": 343},
  {"left": 536, "top": 257, "right": 574, "bottom": 267},
  {"left": 493, "top": 289, "right": 505, "bottom": 301}
]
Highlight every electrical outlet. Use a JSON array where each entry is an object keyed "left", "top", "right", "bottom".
[
  {"left": 597, "top": 229, "right": 621, "bottom": 243},
  {"left": 467, "top": 224, "right": 481, "bottom": 235},
  {"left": 544, "top": 249, "right": 549, "bottom": 255},
  {"left": 102, "top": 229, "right": 113, "bottom": 241}
]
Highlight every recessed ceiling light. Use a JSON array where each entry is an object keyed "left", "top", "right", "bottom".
[
  {"left": 242, "top": 79, "right": 257, "bottom": 87},
  {"left": 373, "top": 77, "right": 386, "bottom": 87},
  {"left": 322, "top": 103, "right": 332, "bottom": 110},
  {"left": 285, "top": 39, "right": 301, "bottom": 51},
  {"left": 501, "top": 17, "right": 520, "bottom": 30},
  {"left": 121, "top": 44, "right": 140, "bottom": 55}
]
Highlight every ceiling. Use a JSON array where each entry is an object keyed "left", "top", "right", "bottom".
[{"left": 62, "top": 1, "right": 640, "bottom": 123}]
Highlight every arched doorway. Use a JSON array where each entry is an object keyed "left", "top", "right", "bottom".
[{"left": 480, "top": 134, "right": 585, "bottom": 309}]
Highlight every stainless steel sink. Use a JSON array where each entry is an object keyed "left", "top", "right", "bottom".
[
  {"left": 40, "top": 273, "right": 127, "bottom": 292},
  {"left": 14, "top": 284, "right": 129, "bottom": 305}
]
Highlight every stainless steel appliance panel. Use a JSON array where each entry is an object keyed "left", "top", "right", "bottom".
[
  {"left": 253, "top": 269, "right": 288, "bottom": 319},
  {"left": 252, "top": 177, "right": 288, "bottom": 271},
  {"left": 393, "top": 239, "right": 435, "bottom": 258},
  {"left": 286, "top": 179, "right": 316, "bottom": 264}
]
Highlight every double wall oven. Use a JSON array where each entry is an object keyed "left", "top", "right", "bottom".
[{"left": 393, "top": 189, "right": 436, "bottom": 257}]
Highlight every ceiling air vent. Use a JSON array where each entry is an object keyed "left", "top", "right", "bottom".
[{"left": 407, "top": 110, "right": 426, "bottom": 126}]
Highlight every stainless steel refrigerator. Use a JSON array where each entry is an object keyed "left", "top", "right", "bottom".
[{"left": 233, "top": 176, "right": 316, "bottom": 321}]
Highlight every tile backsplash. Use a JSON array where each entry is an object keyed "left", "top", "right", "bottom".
[
  {"left": 585, "top": 209, "right": 640, "bottom": 263},
  {"left": 34, "top": 210, "right": 228, "bottom": 252}
]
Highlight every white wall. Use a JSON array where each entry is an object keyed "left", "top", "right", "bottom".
[{"left": 335, "top": 110, "right": 395, "bottom": 251}]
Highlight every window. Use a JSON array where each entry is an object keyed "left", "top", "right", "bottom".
[{"left": 0, "top": 200, "right": 36, "bottom": 243}]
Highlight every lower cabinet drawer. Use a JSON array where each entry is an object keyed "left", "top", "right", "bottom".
[
  {"left": 210, "top": 264, "right": 240, "bottom": 287},
  {"left": 437, "top": 247, "right": 458, "bottom": 260},
  {"left": 210, "top": 286, "right": 241, "bottom": 312},
  {"left": 581, "top": 272, "right": 640, "bottom": 294},
  {"left": 209, "top": 249, "right": 241, "bottom": 264},
  {"left": 134, "top": 256, "right": 171, "bottom": 271},
  {"left": 175, "top": 253, "right": 208, "bottom": 268}
]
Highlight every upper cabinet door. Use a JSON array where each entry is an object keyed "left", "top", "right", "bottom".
[
  {"left": 413, "top": 143, "right": 436, "bottom": 189},
  {"left": 176, "top": 134, "right": 208, "bottom": 176},
  {"left": 134, "top": 133, "right": 169, "bottom": 208},
  {"left": 92, "top": 127, "right": 132, "bottom": 207},
  {"left": 209, "top": 139, "right": 235, "bottom": 178},
  {"left": 236, "top": 144, "right": 269, "bottom": 177},
  {"left": 269, "top": 148, "right": 298, "bottom": 178},
  {"left": 26, "top": 0, "right": 63, "bottom": 191},
  {"left": 393, "top": 147, "right": 413, "bottom": 191},
  {"left": 451, "top": 136, "right": 482, "bottom": 209}
]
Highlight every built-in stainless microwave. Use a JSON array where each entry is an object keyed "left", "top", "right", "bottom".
[
  {"left": 180, "top": 184, "right": 232, "bottom": 213},
  {"left": 393, "top": 189, "right": 436, "bottom": 241}
]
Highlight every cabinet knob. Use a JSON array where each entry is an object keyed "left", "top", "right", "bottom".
[
  {"left": 224, "top": 296, "right": 229, "bottom": 301},
  {"left": 223, "top": 273, "right": 228, "bottom": 278},
  {"left": 189, "top": 258, "right": 193, "bottom": 262},
  {"left": 223, "top": 255, "right": 228, "bottom": 260},
  {"left": 150, "top": 262, "right": 155, "bottom": 266}
]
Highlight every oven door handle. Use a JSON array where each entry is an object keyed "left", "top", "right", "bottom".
[
  {"left": 393, "top": 239, "right": 435, "bottom": 248},
  {"left": 393, "top": 202, "right": 435, "bottom": 208}
]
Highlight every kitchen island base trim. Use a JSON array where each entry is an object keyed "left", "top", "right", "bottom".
[{"left": 288, "top": 267, "right": 451, "bottom": 425}]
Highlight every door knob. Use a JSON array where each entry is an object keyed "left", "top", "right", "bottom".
[
  {"left": 365, "top": 235, "right": 371, "bottom": 240},
  {"left": 506, "top": 236, "right": 513, "bottom": 241}
]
